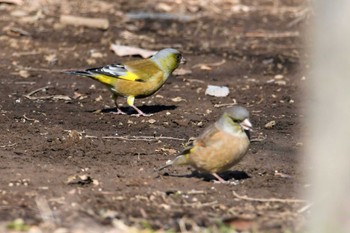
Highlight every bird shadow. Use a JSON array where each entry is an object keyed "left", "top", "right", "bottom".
[
  {"left": 87, "top": 105, "right": 177, "bottom": 115},
  {"left": 160, "top": 170, "right": 250, "bottom": 183}
]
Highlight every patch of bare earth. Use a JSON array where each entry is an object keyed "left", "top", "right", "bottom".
[{"left": 0, "top": 0, "right": 309, "bottom": 232}]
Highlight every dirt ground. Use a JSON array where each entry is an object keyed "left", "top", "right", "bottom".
[{"left": 0, "top": 0, "right": 309, "bottom": 232}]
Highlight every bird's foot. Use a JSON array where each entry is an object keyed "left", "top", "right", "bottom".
[
  {"left": 130, "top": 105, "right": 152, "bottom": 117},
  {"left": 213, "top": 179, "right": 240, "bottom": 185},
  {"left": 212, "top": 172, "right": 239, "bottom": 185},
  {"left": 93, "top": 109, "right": 102, "bottom": 113},
  {"left": 112, "top": 108, "right": 127, "bottom": 115},
  {"left": 131, "top": 113, "right": 153, "bottom": 117}
]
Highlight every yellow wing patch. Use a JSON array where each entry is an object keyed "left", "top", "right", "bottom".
[
  {"left": 118, "top": 71, "right": 141, "bottom": 81},
  {"left": 91, "top": 72, "right": 142, "bottom": 85},
  {"left": 91, "top": 74, "right": 116, "bottom": 85},
  {"left": 189, "top": 147, "right": 196, "bottom": 154}
]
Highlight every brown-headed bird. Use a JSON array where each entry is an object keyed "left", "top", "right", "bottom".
[
  {"left": 66, "top": 48, "right": 185, "bottom": 116},
  {"left": 159, "top": 105, "right": 252, "bottom": 183}
]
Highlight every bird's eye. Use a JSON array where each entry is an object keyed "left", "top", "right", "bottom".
[
  {"left": 232, "top": 117, "right": 242, "bottom": 124},
  {"left": 176, "top": 54, "right": 182, "bottom": 60},
  {"left": 229, "top": 117, "right": 237, "bottom": 123}
]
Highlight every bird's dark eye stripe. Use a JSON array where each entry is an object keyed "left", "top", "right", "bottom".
[{"left": 229, "top": 117, "right": 239, "bottom": 123}]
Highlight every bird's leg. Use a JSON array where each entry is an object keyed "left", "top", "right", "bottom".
[
  {"left": 158, "top": 160, "right": 173, "bottom": 172},
  {"left": 212, "top": 173, "right": 239, "bottom": 185},
  {"left": 112, "top": 94, "right": 126, "bottom": 115},
  {"left": 131, "top": 105, "right": 152, "bottom": 117},
  {"left": 127, "top": 96, "right": 153, "bottom": 117},
  {"left": 212, "top": 173, "right": 226, "bottom": 183}
]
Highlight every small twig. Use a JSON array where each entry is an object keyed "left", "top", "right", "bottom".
[
  {"left": 25, "top": 95, "right": 71, "bottom": 101},
  {"left": 88, "top": 135, "right": 186, "bottom": 141},
  {"left": 24, "top": 86, "right": 50, "bottom": 99},
  {"left": 0, "top": 143, "right": 17, "bottom": 148},
  {"left": 186, "top": 78, "right": 205, "bottom": 84},
  {"left": 60, "top": 15, "right": 109, "bottom": 30},
  {"left": 244, "top": 31, "right": 300, "bottom": 38},
  {"left": 214, "top": 101, "right": 237, "bottom": 108},
  {"left": 5, "top": 27, "right": 31, "bottom": 36},
  {"left": 13, "top": 51, "right": 42, "bottom": 56},
  {"left": 250, "top": 135, "right": 267, "bottom": 142},
  {"left": 274, "top": 170, "right": 292, "bottom": 178},
  {"left": 192, "top": 59, "right": 226, "bottom": 69},
  {"left": 9, "top": 28, "right": 31, "bottom": 36},
  {"left": 232, "top": 191, "right": 307, "bottom": 203},
  {"left": 180, "top": 201, "right": 218, "bottom": 208},
  {"left": 297, "top": 202, "right": 313, "bottom": 213},
  {"left": 15, "top": 81, "right": 37, "bottom": 85},
  {"left": 24, "top": 86, "right": 71, "bottom": 101},
  {"left": 25, "top": 67, "right": 67, "bottom": 73},
  {"left": 126, "top": 12, "right": 194, "bottom": 22},
  {"left": 23, "top": 114, "right": 39, "bottom": 122},
  {"left": 186, "top": 190, "right": 207, "bottom": 195}
]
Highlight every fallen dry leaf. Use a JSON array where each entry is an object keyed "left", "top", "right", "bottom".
[
  {"left": 44, "top": 54, "right": 58, "bottom": 64},
  {"left": 264, "top": 120, "right": 276, "bottom": 129},
  {"left": 86, "top": 58, "right": 96, "bottom": 65},
  {"left": 173, "top": 68, "right": 192, "bottom": 76},
  {"left": 148, "top": 119, "right": 156, "bottom": 124},
  {"left": 160, "top": 148, "right": 177, "bottom": 155},
  {"left": 197, "top": 64, "right": 212, "bottom": 70},
  {"left": 95, "top": 95, "right": 103, "bottom": 102},
  {"left": 72, "top": 91, "right": 82, "bottom": 100},
  {"left": 274, "top": 74, "right": 284, "bottom": 79},
  {"left": 110, "top": 44, "right": 156, "bottom": 58},
  {"left": 68, "top": 130, "right": 81, "bottom": 140},
  {"left": 19, "top": 70, "right": 30, "bottom": 78},
  {"left": 90, "top": 51, "right": 104, "bottom": 58},
  {"left": 205, "top": 85, "right": 230, "bottom": 97},
  {"left": 171, "top": 97, "right": 186, "bottom": 102}
]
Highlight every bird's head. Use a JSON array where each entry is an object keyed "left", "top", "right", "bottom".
[
  {"left": 150, "top": 48, "right": 186, "bottom": 74},
  {"left": 222, "top": 105, "right": 252, "bottom": 132}
]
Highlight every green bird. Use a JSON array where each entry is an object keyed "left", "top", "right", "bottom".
[
  {"left": 66, "top": 48, "right": 185, "bottom": 116},
  {"left": 159, "top": 105, "right": 252, "bottom": 183}
]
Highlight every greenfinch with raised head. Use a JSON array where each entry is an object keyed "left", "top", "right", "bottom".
[
  {"left": 66, "top": 48, "right": 185, "bottom": 116},
  {"left": 159, "top": 105, "right": 252, "bottom": 184}
]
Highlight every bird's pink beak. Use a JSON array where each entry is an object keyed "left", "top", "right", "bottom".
[
  {"left": 240, "top": 118, "right": 252, "bottom": 131},
  {"left": 180, "top": 56, "right": 187, "bottom": 64}
]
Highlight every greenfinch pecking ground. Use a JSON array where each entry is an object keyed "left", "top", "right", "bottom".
[
  {"left": 159, "top": 105, "right": 252, "bottom": 184},
  {"left": 66, "top": 48, "right": 185, "bottom": 116}
]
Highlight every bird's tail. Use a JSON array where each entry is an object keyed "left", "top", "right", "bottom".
[
  {"left": 158, "top": 154, "right": 189, "bottom": 171},
  {"left": 65, "top": 70, "right": 115, "bottom": 86},
  {"left": 64, "top": 70, "right": 94, "bottom": 77}
]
